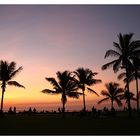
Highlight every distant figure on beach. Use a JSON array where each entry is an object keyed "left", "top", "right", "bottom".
[
  {"left": 58, "top": 107, "right": 61, "bottom": 113},
  {"left": 33, "top": 108, "right": 37, "bottom": 113},
  {"left": 28, "top": 107, "right": 32, "bottom": 115},
  {"left": 92, "top": 106, "right": 97, "bottom": 114},
  {"left": 8, "top": 107, "right": 13, "bottom": 114},
  {"left": 14, "top": 107, "right": 16, "bottom": 114}
]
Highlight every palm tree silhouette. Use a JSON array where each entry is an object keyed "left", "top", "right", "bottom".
[
  {"left": 102, "top": 33, "right": 140, "bottom": 117},
  {"left": 0, "top": 60, "right": 25, "bottom": 113},
  {"left": 118, "top": 57, "right": 140, "bottom": 116},
  {"left": 130, "top": 57, "right": 140, "bottom": 115},
  {"left": 41, "top": 71, "right": 82, "bottom": 116},
  {"left": 119, "top": 90, "right": 136, "bottom": 105},
  {"left": 74, "top": 67, "right": 101, "bottom": 112},
  {"left": 98, "top": 82, "right": 123, "bottom": 110}
]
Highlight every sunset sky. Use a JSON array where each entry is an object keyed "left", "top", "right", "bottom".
[{"left": 0, "top": 5, "right": 140, "bottom": 111}]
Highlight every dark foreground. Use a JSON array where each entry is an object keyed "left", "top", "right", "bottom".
[{"left": 0, "top": 112, "right": 140, "bottom": 135}]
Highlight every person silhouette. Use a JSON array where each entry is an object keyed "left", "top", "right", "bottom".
[{"left": 13, "top": 107, "right": 16, "bottom": 114}]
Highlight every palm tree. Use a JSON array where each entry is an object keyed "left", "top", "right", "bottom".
[
  {"left": 98, "top": 82, "right": 123, "bottom": 110},
  {"left": 102, "top": 33, "right": 140, "bottom": 117},
  {"left": 41, "top": 71, "right": 82, "bottom": 116},
  {"left": 74, "top": 67, "right": 102, "bottom": 112},
  {"left": 119, "top": 90, "right": 136, "bottom": 105},
  {"left": 0, "top": 60, "right": 25, "bottom": 113},
  {"left": 130, "top": 57, "right": 140, "bottom": 115},
  {"left": 118, "top": 57, "right": 140, "bottom": 115}
]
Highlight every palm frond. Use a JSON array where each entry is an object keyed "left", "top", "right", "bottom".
[
  {"left": 41, "top": 89, "right": 59, "bottom": 94},
  {"left": 120, "top": 90, "right": 136, "bottom": 103},
  {"left": 45, "top": 77, "right": 61, "bottom": 91},
  {"left": 65, "top": 79, "right": 78, "bottom": 92},
  {"left": 115, "top": 88, "right": 124, "bottom": 94},
  {"left": 102, "top": 59, "right": 118, "bottom": 70},
  {"left": 105, "top": 49, "right": 121, "bottom": 58},
  {"left": 98, "top": 97, "right": 109, "bottom": 104},
  {"left": 67, "top": 92, "right": 82, "bottom": 99},
  {"left": 124, "top": 33, "right": 134, "bottom": 48},
  {"left": 0, "top": 61, "right": 10, "bottom": 80},
  {"left": 91, "top": 79, "right": 102, "bottom": 84},
  {"left": 74, "top": 67, "right": 87, "bottom": 83},
  {"left": 113, "top": 58, "right": 121, "bottom": 73},
  {"left": 9, "top": 67, "right": 23, "bottom": 79},
  {"left": 100, "top": 90, "right": 110, "bottom": 97},
  {"left": 113, "top": 42, "right": 122, "bottom": 53},
  {"left": 73, "top": 71, "right": 80, "bottom": 79},
  {"left": 118, "top": 33, "right": 124, "bottom": 49},
  {"left": 114, "top": 97, "right": 122, "bottom": 107},
  {"left": 131, "top": 50, "right": 140, "bottom": 57},
  {"left": 86, "top": 72, "right": 95, "bottom": 81},
  {"left": 131, "top": 97, "right": 137, "bottom": 101},
  {"left": 123, "top": 75, "right": 135, "bottom": 83},
  {"left": 8, "top": 81, "right": 25, "bottom": 88},
  {"left": 87, "top": 87, "right": 99, "bottom": 96},
  {"left": 57, "top": 71, "right": 73, "bottom": 89},
  {"left": 129, "top": 40, "right": 140, "bottom": 51},
  {"left": 92, "top": 72, "right": 98, "bottom": 76},
  {"left": 8, "top": 62, "right": 16, "bottom": 74},
  {"left": 118, "top": 72, "right": 126, "bottom": 80}
]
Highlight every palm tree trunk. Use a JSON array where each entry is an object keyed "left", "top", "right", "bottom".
[
  {"left": 0, "top": 90, "right": 4, "bottom": 114},
  {"left": 0, "top": 81, "right": 5, "bottom": 114},
  {"left": 61, "top": 93, "right": 66, "bottom": 118},
  {"left": 82, "top": 87, "right": 86, "bottom": 112},
  {"left": 62, "top": 102, "right": 65, "bottom": 118},
  {"left": 111, "top": 100, "right": 114, "bottom": 111},
  {"left": 135, "top": 75, "right": 139, "bottom": 116},
  {"left": 126, "top": 68, "right": 132, "bottom": 118}
]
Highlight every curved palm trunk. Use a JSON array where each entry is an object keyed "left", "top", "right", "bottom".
[
  {"left": 135, "top": 75, "right": 139, "bottom": 116},
  {"left": 126, "top": 68, "right": 132, "bottom": 118},
  {"left": 0, "top": 81, "right": 6, "bottom": 114},
  {"left": 82, "top": 86, "right": 86, "bottom": 112}
]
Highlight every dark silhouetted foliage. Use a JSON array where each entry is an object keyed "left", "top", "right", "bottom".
[
  {"left": 102, "top": 33, "right": 140, "bottom": 117},
  {"left": 0, "top": 60, "right": 25, "bottom": 113},
  {"left": 74, "top": 67, "right": 101, "bottom": 112}
]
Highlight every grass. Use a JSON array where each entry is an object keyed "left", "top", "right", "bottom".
[{"left": 0, "top": 112, "right": 140, "bottom": 135}]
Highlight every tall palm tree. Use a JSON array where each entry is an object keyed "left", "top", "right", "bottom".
[
  {"left": 98, "top": 82, "right": 123, "bottom": 110},
  {"left": 102, "top": 33, "right": 140, "bottom": 117},
  {"left": 74, "top": 67, "right": 102, "bottom": 112},
  {"left": 130, "top": 57, "right": 140, "bottom": 115},
  {"left": 41, "top": 71, "right": 82, "bottom": 116},
  {"left": 118, "top": 57, "right": 140, "bottom": 115},
  {"left": 0, "top": 60, "right": 25, "bottom": 113}
]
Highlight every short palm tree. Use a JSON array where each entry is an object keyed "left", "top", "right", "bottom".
[
  {"left": 74, "top": 67, "right": 102, "bottom": 112},
  {"left": 98, "top": 82, "right": 123, "bottom": 110},
  {"left": 102, "top": 33, "right": 140, "bottom": 117},
  {"left": 0, "top": 60, "right": 25, "bottom": 113},
  {"left": 41, "top": 71, "right": 82, "bottom": 115},
  {"left": 119, "top": 90, "right": 136, "bottom": 105}
]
